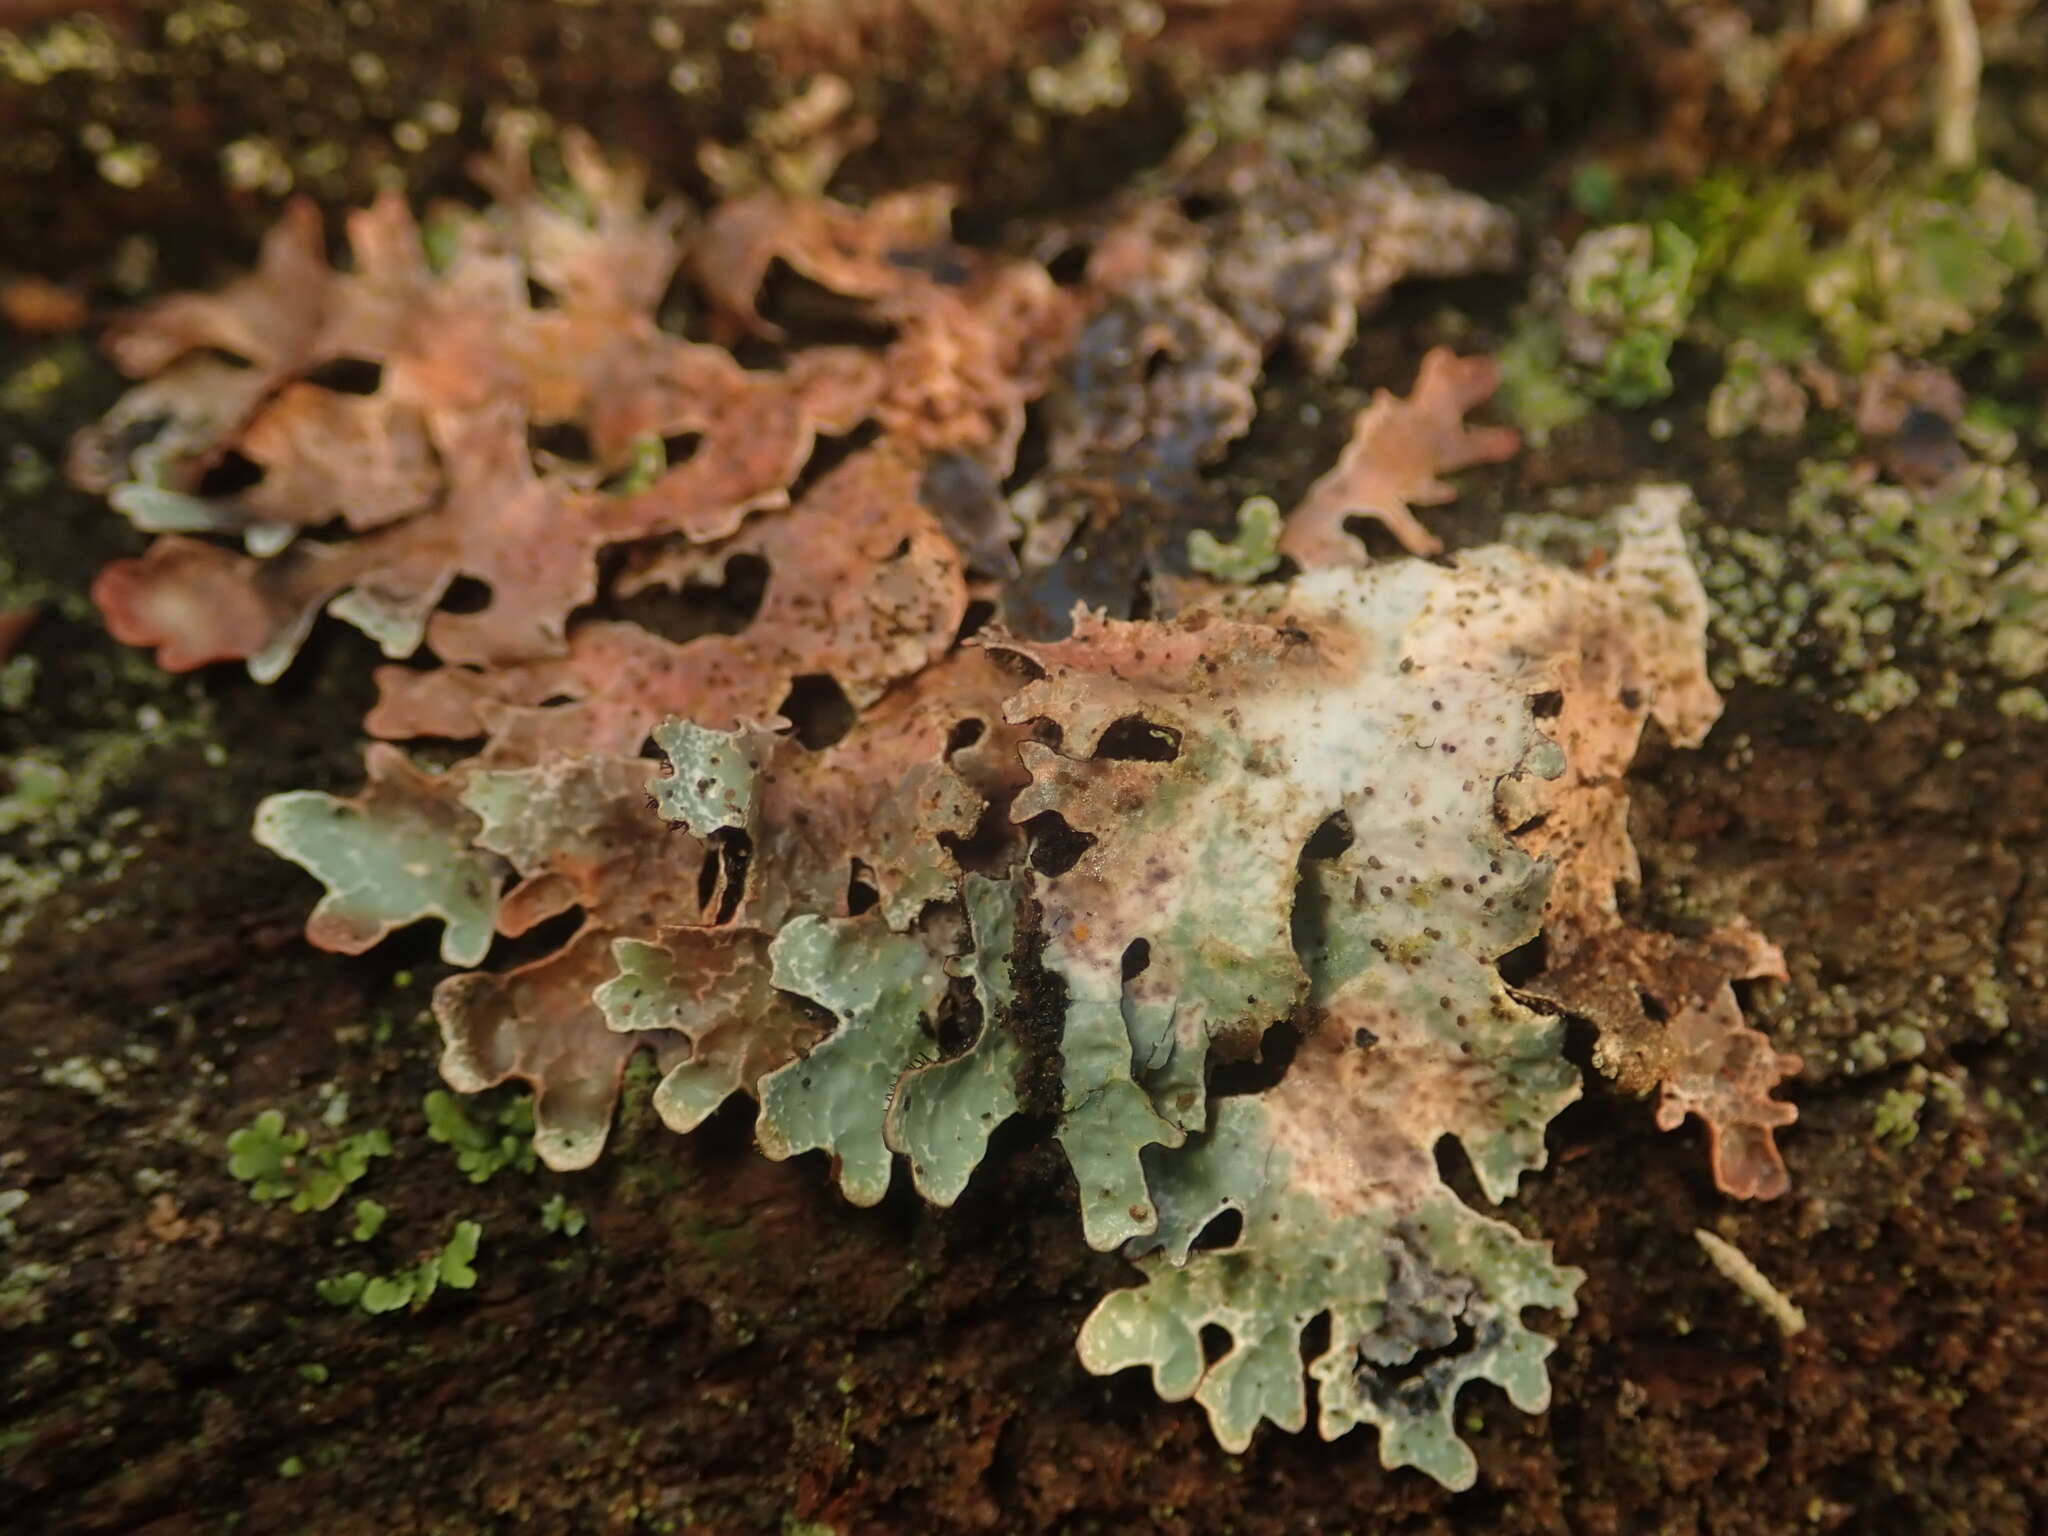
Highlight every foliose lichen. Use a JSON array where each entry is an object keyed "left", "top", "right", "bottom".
[{"left": 70, "top": 128, "right": 1796, "bottom": 1487}]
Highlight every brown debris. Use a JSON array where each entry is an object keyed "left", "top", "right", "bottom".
[
  {"left": 1487, "top": 489, "right": 1801, "bottom": 1199},
  {"left": 1623, "top": 3, "right": 1926, "bottom": 179},
  {"left": 692, "top": 184, "right": 958, "bottom": 337},
  {"left": 1195, "top": 155, "right": 1516, "bottom": 372},
  {"left": 142, "top": 1193, "right": 222, "bottom": 1249},
  {"left": 0, "top": 606, "right": 37, "bottom": 663},
  {"left": 89, "top": 535, "right": 278, "bottom": 674},
  {"left": 1852, "top": 353, "right": 1965, "bottom": 439},
  {"left": 737, "top": 650, "right": 1034, "bottom": 928},
  {"left": 0, "top": 275, "right": 88, "bottom": 335},
  {"left": 1525, "top": 922, "right": 1797, "bottom": 1201},
  {"left": 1279, "top": 347, "right": 1520, "bottom": 566}
]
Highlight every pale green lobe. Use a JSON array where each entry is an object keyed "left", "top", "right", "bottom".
[
  {"left": 109, "top": 483, "right": 247, "bottom": 538},
  {"left": 316, "top": 1272, "right": 368, "bottom": 1308},
  {"left": 648, "top": 717, "right": 768, "bottom": 834},
  {"left": 253, "top": 759, "right": 503, "bottom": 966},
  {"left": 593, "top": 939, "right": 682, "bottom": 1035},
  {"left": 1058, "top": 1072, "right": 1178, "bottom": 1249},
  {"left": 756, "top": 915, "right": 946, "bottom": 1205},
  {"left": 885, "top": 874, "right": 1023, "bottom": 1205},
  {"left": 595, "top": 928, "right": 817, "bottom": 1134},
  {"left": 1802, "top": 172, "right": 2041, "bottom": 366},
  {"left": 1057, "top": 541, "right": 1698, "bottom": 1485},
  {"left": 327, "top": 584, "right": 436, "bottom": 660},
  {"left": 1562, "top": 220, "right": 1697, "bottom": 406},
  {"left": 598, "top": 938, "right": 757, "bottom": 1131},
  {"left": 459, "top": 754, "right": 657, "bottom": 884},
  {"left": 1187, "top": 495, "right": 1283, "bottom": 582},
  {"left": 1078, "top": 1102, "right": 1582, "bottom": 1491},
  {"left": 651, "top": 1064, "right": 741, "bottom": 1146}
]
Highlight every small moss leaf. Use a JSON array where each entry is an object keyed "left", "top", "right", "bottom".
[
  {"left": 438, "top": 1221, "right": 482, "bottom": 1289},
  {"left": 359, "top": 1274, "right": 416, "bottom": 1314},
  {"left": 350, "top": 1198, "right": 388, "bottom": 1242},
  {"left": 315, "top": 1272, "right": 368, "bottom": 1308}
]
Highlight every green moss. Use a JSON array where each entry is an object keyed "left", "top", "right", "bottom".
[
  {"left": 423, "top": 1089, "right": 536, "bottom": 1183},
  {"left": 349, "top": 1198, "right": 388, "bottom": 1242},
  {"left": 1698, "top": 452, "right": 2048, "bottom": 717},
  {"left": 1873, "top": 1087, "right": 1926, "bottom": 1147},
  {"left": 1493, "top": 314, "right": 1591, "bottom": 445},
  {"left": 317, "top": 1221, "right": 483, "bottom": 1316},
  {"left": 0, "top": 1260, "right": 60, "bottom": 1327},
  {"left": 605, "top": 433, "right": 667, "bottom": 496},
  {"left": 226, "top": 1110, "right": 392, "bottom": 1212},
  {"left": 1563, "top": 221, "right": 1697, "bottom": 406},
  {"left": 1187, "top": 496, "right": 1283, "bottom": 582},
  {"left": 539, "top": 1193, "right": 586, "bottom": 1237}
]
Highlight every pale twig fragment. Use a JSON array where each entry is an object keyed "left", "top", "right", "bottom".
[
  {"left": 1930, "top": 0, "right": 1980, "bottom": 170},
  {"left": 1695, "top": 1228, "right": 1807, "bottom": 1336}
]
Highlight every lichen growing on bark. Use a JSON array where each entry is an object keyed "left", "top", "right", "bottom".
[{"left": 66, "top": 124, "right": 1797, "bottom": 1487}]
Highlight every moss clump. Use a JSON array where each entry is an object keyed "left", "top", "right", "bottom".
[
  {"left": 1663, "top": 169, "right": 2044, "bottom": 371},
  {"left": 1501, "top": 167, "right": 2047, "bottom": 440},
  {"left": 225, "top": 1110, "right": 393, "bottom": 1213},
  {"left": 1562, "top": 221, "right": 1698, "bottom": 407},
  {"left": 316, "top": 1220, "right": 482, "bottom": 1315},
  {"left": 1699, "top": 455, "right": 2048, "bottom": 717},
  {"left": 349, "top": 1198, "right": 388, "bottom": 1242},
  {"left": 423, "top": 1089, "right": 537, "bottom": 1183},
  {"left": 539, "top": 1194, "right": 586, "bottom": 1237},
  {"left": 1186, "top": 496, "right": 1282, "bottom": 582}
]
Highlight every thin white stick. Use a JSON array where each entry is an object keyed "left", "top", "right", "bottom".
[
  {"left": 1696, "top": 1229, "right": 1808, "bottom": 1337},
  {"left": 1931, "top": 0, "right": 1983, "bottom": 168}
]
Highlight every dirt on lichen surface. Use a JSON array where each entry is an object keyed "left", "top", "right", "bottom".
[{"left": 5, "top": 4, "right": 2048, "bottom": 1535}]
